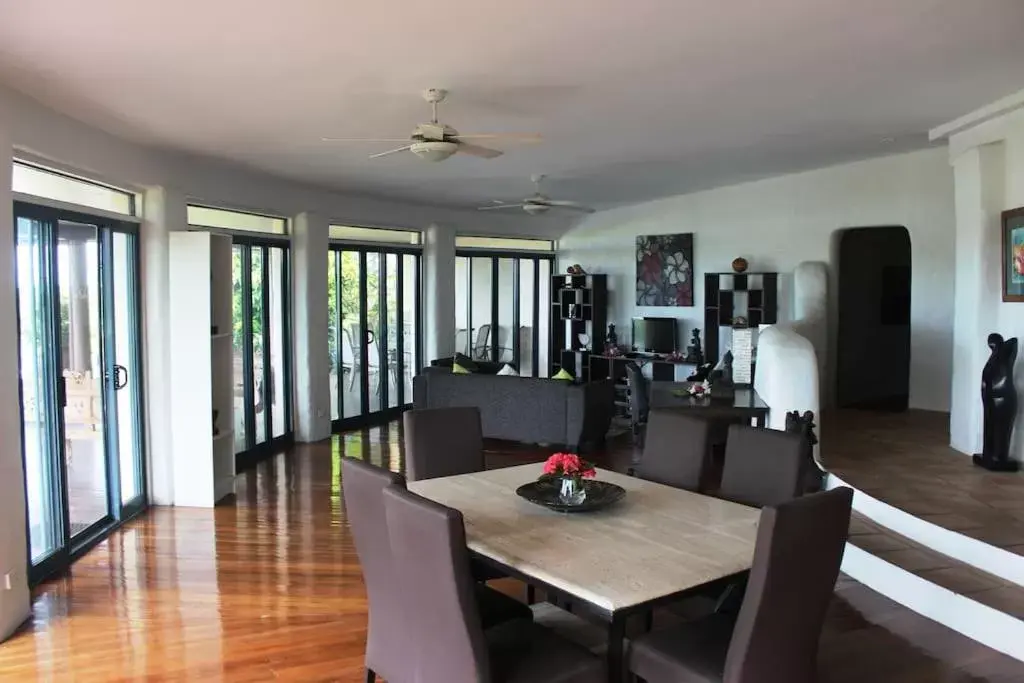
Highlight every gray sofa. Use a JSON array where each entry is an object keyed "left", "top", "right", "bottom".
[{"left": 413, "top": 369, "right": 615, "bottom": 450}]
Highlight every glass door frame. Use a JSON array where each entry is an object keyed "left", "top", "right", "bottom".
[
  {"left": 456, "top": 249, "right": 554, "bottom": 377},
  {"left": 231, "top": 235, "right": 294, "bottom": 470},
  {"left": 329, "top": 242, "right": 422, "bottom": 431},
  {"left": 13, "top": 201, "right": 147, "bottom": 587}
]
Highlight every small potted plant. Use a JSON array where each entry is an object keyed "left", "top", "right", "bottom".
[{"left": 542, "top": 452, "right": 597, "bottom": 505}]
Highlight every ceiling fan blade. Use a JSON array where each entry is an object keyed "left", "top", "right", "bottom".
[
  {"left": 477, "top": 203, "right": 524, "bottom": 211},
  {"left": 368, "top": 145, "right": 413, "bottom": 159},
  {"left": 544, "top": 200, "right": 596, "bottom": 213},
  {"left": 452, "top": 133, "right": 542, "bottom": 143},
  {"left": 457, "top": 143, "right": 503, "bottom": 159},
  {"left": 322, "top": 137, "right": 411, "bottom": 142}
]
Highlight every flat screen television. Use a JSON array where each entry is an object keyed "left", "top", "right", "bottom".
[{"left": 631, "top": 317, "right": 678, "bottom": 354}]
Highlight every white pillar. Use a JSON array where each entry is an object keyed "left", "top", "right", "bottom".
[
  {"left": 292, "top": 212, "right": 331, "bottom": 442},
  {"left": 142, "top": 186, "right": 186, "bottom": 505},
  {"left": 949, "top": 144, "right": 1006, "bottom": 455},
  {"left": 423, "top": 223, "right": 456, "bottom": 362},
  {"left": 0, "top": 115, "right": 31, "bottom": 642}
]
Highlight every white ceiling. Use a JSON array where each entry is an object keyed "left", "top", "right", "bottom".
[{"left": 0, "top": 0, "right": 1022, "bottom": 211}]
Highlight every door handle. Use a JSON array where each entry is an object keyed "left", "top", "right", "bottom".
[
  {"left": 109, "top": 364, "right": 128, "bottom": 390},
  {"left": 365, "top": 329, "right": 376, "bottom": 346}
]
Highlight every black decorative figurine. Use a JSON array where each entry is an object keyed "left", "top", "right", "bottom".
[
  {"left": 684, "top": 328, "right": 704, "bottom": 365},
  {"left": 786, "top": 410, "right": 824, "bottom": 493},
  {"left": 973, "top": 333, "right": 1019, "bottom": 472},
  {"left": 605, "top": 323, "right": 618, "bottom": 348}
]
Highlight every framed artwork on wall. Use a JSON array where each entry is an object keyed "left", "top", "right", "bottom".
[
  {"left": 1004, "top": 207, "right": 1024, "bottom": 303},
  {"left": 636, "top": 233, "right": 694, "bottom": 306}
]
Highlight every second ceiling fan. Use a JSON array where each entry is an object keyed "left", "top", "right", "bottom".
[{"left": 479, "top": 175, "right": 595, "bottom": 215}]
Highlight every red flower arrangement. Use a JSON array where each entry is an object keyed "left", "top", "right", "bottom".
[{"left": 542, "top": 452, "right": 597, "bottom": 480}]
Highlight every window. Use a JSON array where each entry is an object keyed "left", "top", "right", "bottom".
[
  {"left": 13, "top": 161, "right": 136, "bottom": 216},
  {"left": 329, "top": 225, "right": 422, "bottom": 245},
  {"left": 454, "top": 236, "right": 554, "bottom": 251},
  {"left": 455, "top": 253, "right": 552, "bottom": 377},
  {"left": 187, "top": 205, "right": 287, "bottom": 235}
]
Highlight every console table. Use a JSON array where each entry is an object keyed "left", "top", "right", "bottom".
[{"left": 649, "top": 381, "right": 770, "bottom": 428}]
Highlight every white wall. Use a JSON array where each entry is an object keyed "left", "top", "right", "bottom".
[
  {"left": 944, "top": 104, "right": 1024, "bottom": 461},
  {"left": 558, "top": 148, "right": 956, "bottom": 412},
  {"left": 0, "top": 97, "right": 31, "bottom": 642}
]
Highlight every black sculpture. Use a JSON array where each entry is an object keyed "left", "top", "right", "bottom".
[
  {"left": 709, "top": 351, "right": 735, "bottom": 400},
  {"left": 605, "top": 323, "right": 618, "bottom": 348},
  {"left": 785, "top": 410, "right": 824, "bottom": 493},
  {"left": 684, "top": 328, "right": 704, "bottom": 365},
  {"left": 973, "top": 333, "right": 1019, "bottom": 472}
]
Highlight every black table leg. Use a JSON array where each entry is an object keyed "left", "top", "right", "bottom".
[
  {"left": 606, "top": 613, "right": 627, "bottom": 683},
  {"left": 755, "top": 413, "right": 766, "bottom": 428}
]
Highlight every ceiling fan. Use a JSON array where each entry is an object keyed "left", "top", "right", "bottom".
[
  {"left": 321, "top": 88, "right": 541, "bottom": 162},
  {"left": 479, "top": 175, "right": 595, "bottom": 215}
]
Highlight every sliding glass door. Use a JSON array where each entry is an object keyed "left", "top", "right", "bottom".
[
  {"left": 455, "top": 252, "right": 552, "bottom": 376},
  {"left": 14, "top": 202, "right": 145, "bottom": 585},
  {"left": 328, "top": 245, "right": 421, "bottom": 428},
  {"left": 232, "top": 239, "right": 292, "bottom": 465}
]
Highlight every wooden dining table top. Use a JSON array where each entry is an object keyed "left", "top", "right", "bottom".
[{"left": 408, "top": 463, "right": 760, "bottom": 613}]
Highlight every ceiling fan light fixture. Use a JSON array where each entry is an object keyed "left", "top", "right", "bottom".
[
  {"left": 522, "top": 202, "right": 550, "bottom": 215},
  {"left": 410, "top": 140, "right": 458, "bottom": 162}
]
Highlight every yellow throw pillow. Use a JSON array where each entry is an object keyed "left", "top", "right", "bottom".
[
  {"left": 452, "top": 362, "right": 472, "bottom": 375},
  {"left": 552, "top": 368, "right": 574, "bottom": 381}
]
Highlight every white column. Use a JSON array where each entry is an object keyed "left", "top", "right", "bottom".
[
  {"left": 0, "top": 115, "right": 31, "bottom": 641},
  {"left": 142, "top": 186, "right": 186, "bottom": 504},
  {"left": 292, "top": 212, "right": 331, "bottom": 442},
  {"left": 423, "top": 223, "right": 456, "bottom": 362},
  {"left": 949, "top": 144, "right": 1006, "bottom": 455}
]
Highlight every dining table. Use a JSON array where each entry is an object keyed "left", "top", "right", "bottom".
[
  {"left": 407, "top": 463, "right": 761, "bottom": 682},
  {"left": 649, "top": 381, "right": 771, "bottom": 427}
]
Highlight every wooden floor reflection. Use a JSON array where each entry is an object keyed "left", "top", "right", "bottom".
[{"left": 0, "top": 420, "right": 1022, "bottom": 680}]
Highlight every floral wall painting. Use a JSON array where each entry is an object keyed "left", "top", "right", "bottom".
[
  {"left": 636, "top": 233, "right": 694, "bottom": 306},
  {"left": 1004, "top": 207, "right": 1024, "bottom": 303}
]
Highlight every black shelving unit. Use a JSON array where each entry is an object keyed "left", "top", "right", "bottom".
[
  {"left": 550, "top": 274, "right": 607, "bottom": 381},
  {"left": 703, "top": 272, "right": 778, "bottom": 362}
]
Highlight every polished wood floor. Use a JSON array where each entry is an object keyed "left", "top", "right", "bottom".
[
  {"left": 1, "top": 418, "right": 1023, "bottom": 681},
  {"left": 822, "top": 410, "right": 1024, "bottom": 557}
]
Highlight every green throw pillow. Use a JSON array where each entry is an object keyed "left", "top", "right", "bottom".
[
  {"left": 552, "top": 368, "right": 574, "bottom": 381},
  {"left": 452, "top": 362, "right": 473, "bottom": 375}
]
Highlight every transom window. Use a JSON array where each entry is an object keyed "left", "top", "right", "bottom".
[
  {"left": 187, "top": 205, "right": 288, "bottom": 235},
  {"left": 454, "top": 236, "right": 554, "bottom": 252},
  {"left": 12, "top": 161, "right": 137, "bottom": 216},
  {"left": 329, "top": 225, "right": 422, "bottom": 245}
]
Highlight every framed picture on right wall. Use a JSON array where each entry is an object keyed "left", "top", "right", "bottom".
[{"left": 1004, "top": 206, "right": 1024, "bottom": 302}]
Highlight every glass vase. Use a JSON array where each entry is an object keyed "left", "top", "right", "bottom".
[{"left": 559, "top": 476, "right": 587, "bottom": 505}]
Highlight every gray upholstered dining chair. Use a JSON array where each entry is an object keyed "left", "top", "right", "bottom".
[
  {"left": 633, "top": 409, "right": 711, "bottom": 492},
  {"left": 382, "top": 484, "right": 604, "bottom": 683},
  {"left": 341, "top": 457, "right": 532, "bottom": 683},
  {"left": 718, "top": 424, "right": 805, "bottom": 508},
  {"left": 627, "top": 487, "right": 854, "bottom": 683},
  {"left": 403, "top": 406, "right": 485, "bottom": 481},
  {"left": 624, "top": 362, "right": 651, "bottom": 445}
]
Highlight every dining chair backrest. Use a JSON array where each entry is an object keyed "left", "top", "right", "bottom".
[
  {"left": 624, "top": 361, "right": 650, "bottom": 425},
  {"left": 403, "top": 407, "right": 485, "bottom": 481},
  {"left": 719, "top": 424, "right": 804, "bottom": 507},
  {"left": 382, "top": 485, "right": 491, "bottom": 683},
  {"left": 723, "top": 487, "right": 853, "bottom": 683},
  {"left": 636, "top": 410, "right": 710, "bottom": 492},
  {"left": 340, "top": 457, "right": 409, "bottom": 682}
]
